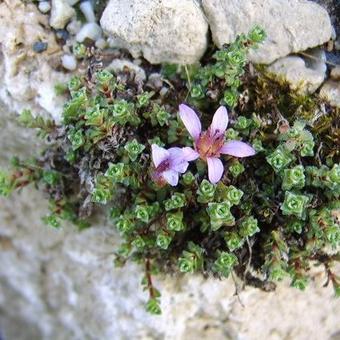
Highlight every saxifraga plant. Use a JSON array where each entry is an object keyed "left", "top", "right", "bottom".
[{"left": 1, "top": 27, "right": 339, "bottom": 314}]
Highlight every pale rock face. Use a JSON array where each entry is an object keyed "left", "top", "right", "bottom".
[
  {"left": 76, "top": 22, "right": 102, "bottom": 43},
  {"left": 50, "top": 0, "right": 76, "bottom": 29},
  {"left": 202, "top": 0, "right": 332, "bottom": 64},
  {"left": 330, "top": 66, "right": 340, "bottom": 81},
  {"left": 319, "top": 80, "right": 340, "bottom": 108},
  {"left": 267, "top": 50, "right": 327, "bottom": 94},
  {"left": 0, "top": 180, "right": 339, "bottom": 340},
  {"left": 106, "top": 59, "right": 147, "bottom": 82},
  {"left": 100, "top": 0, "right": 209, "bottom": 65},
  {"left": 0, "top": 0, "right": 71, "bottom": 122}
]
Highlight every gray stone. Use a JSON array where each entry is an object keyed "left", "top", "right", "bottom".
[
  {"left": 330, "top": 66, "right": 340, "bottom": 80},
  {"left": 0, "top": 0, "right": 71, "bottom": 122},
  {"left": 267, "top": 52, "right": 326, "bottom": 94},
  {"left": 0, "top": 178, "right": 339, "bottom": 339},
  {"left": 320, "top": 80, "right": 340, "bottom": 107},
  {"left": 106, "top": 59, "right": 147, "bottom": 82},
  {"left": 38, "top": 1, "right": 51, "bottom": 13},
  {"left": 100, "top": 0, "right": 209, "bottom": 65},
  {"left": 202, "top": 0, "right": 332, "bottom": 64},
  {"left": 50, "top": 0, "right": 76, "bottom": 29}
]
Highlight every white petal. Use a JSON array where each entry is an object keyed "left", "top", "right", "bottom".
[
  {"left": 210, "top": 106, "right": 228, "bottom": 136},
  {"left": 151, "top": 144, "right": 169, "bottom": 167},
  {"left": 179, "top": 104, "right": 202, "bottom": 141},
  {"left": 162, "top": 170, "right": 179, "bottom": 186},
  {"left": 207, "top": 157, "right": 224, "bottom": 184}
]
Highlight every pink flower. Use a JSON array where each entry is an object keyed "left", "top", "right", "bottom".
[
  {"left": 179, "top": 104, "right": 255, "bottom": 184},
  {"left": 151, "top": 144, "right": 195, "bottom": 186}
]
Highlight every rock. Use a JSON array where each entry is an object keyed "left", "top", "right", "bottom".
[
  {"left": 0, "top": 179, "right": 339, "bottom": 339},
  {"left": 335, "top": 38, "right": 340, "bottom": 51},
  {"left": 305, "top": 48, "right": 327, "bottom": 74},
  {"left": 95, "top": 38, "right": 108, "bottom": 50},
  {"left": 66, "top": 18, "right": 82, "bottom": 35},
  {"left": 330, "top": 66, "right": 340, "bottom": 80},
  {"left": 55, "top": 29, "right": 70, "bottom": 42},
  {"left": 320, "top": 80, "right": 340, "bottom": 107},
  {"left": 267, "top": 53, "right": 326, "bottom": 94},
  {"left": 32, "top": 41, "right": 48, "bottom": 53},
  {"left": 66, "top": 0, "right": 79, "bottom": 5},
  {"left": 80, "top": 0, "right": 96, "bottom": 23},
  {"left": 100, "top": 0, "right": 208, "bottom": 65},
  {"left": 0, "top": 0, "right": 71, "bottom": 121},
  {"left": 50, "top": 0, "right": 76, "bottom": 29},
  {"left": 202, "top": 0, "right": 332, "bottom": 64},
  {"left": 107, "top": 59, "right": 146, "bottom": 82},
  {"left": 38, "top": 1, "right": 51, "bottom": 13},
  {"left": 61, "top": 54, "right": 77, "bottom": 70},
  {"left": 76, "top": 22, "right": 102, "bottom": 42}
]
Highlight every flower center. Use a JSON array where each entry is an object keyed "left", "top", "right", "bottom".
[{"left": 195, "top": 129, "right": 224, "bottom": 161}]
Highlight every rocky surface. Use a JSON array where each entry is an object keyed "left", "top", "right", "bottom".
[
  {"left": 0, "top": 0, "right": 70, "bottom": 121},
  {"left": 202, "top": 0, "right": 332, "bottom": 64},
  {"left": 267, "top": 50, "right": 327, "bottom": 94},
  {"left": 50, "top": 0, "right": 75, "bottom": 29},
  {"left": 100, "top": 0, "right": 209, "bottom": 65},
  {"left": 330, "top": 66, "right": 340, "bottom": 80},
  {"left": 319, "top": 80, "right": 340, "bottom": 108}
]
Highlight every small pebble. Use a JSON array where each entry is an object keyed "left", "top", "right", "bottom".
[
  {"left": 38, "top": 1, "right": 51, "bottom": 13},
  {"left": 335, "top": 39, "right": 340, "bottom": 51},
  {"left": 55, "top": 29, "right": 70, "bottom": 42},
  {"left": 66, "top": 0, "right": 80, "bottom": 5},
  {"left": 76, "top": 22, "right": 102, "bottom": 42},
  {"left": 80, "top": 0, "right": 96, "bottom": 23},
  {"left": 66, "top": 19, "right": 82, "bottom": 35},
  {"left": 61, "top": 54, "right": 77, "bottom": 71},
  {"left": 95, "top": 38, "right": 107, "bottom": 50},
  {"left": 32, "top": 41, "right": 48, "bottom": 53},
  {"left": 330, "top": 66, "right": 340, "bottom": 81}
]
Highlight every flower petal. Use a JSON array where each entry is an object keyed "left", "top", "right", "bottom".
[
  {"left": 168, "top": 147, "right": 190, "bottom": 173},
  {"left": 182, "top": 147, "right": 200, "bottom": 162},
  {"left": 210, "top": 106, "right": 228, "bottom": 136},
  {"left": 151, "top": 144, "right": 169, "bottom": 167},
  {"left": 220, "top": 141, "right": 256, "bottom": 157},
  {"left": 207, "top": 157, "right": 224, "bottom": 184},
  {"left": 179, "top": 104, "right": 202, "bottom": 141},
  {"left": 162, "top": 169, "right": 179, "bottom": 186},
  {"left": 172, "top": 161, "right": 189, "bottom": 174}
]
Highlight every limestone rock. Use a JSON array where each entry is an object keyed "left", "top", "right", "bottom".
[
  {"left": 50, "top": 0, "right": 76, "bottom": 29},
  {"left": 330, "top": 66, "right": 340, "bottom": 81},
  {"left": 0, "top": 0, "right": 71, "bottom": 121},
  {"left": 0, "top": 181, "right": 339, "bottom": 339},
  {"left": 320, "top": 80, "right": 340, "bottom": 108},
  {"left": 76, "top": 22, "right": 102, "bottom": 43},
  {"left": 106, "top": 59, "right": 146, "bottom": 82},
  {"left": 100, "top": 0, "right": 209, "bottom": 65},
  {"left": 202, "top": 0, "right": 332, "bottom": 64},
  {"left": 267, "top": 53, "right": 326, "bottom": 94}
]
